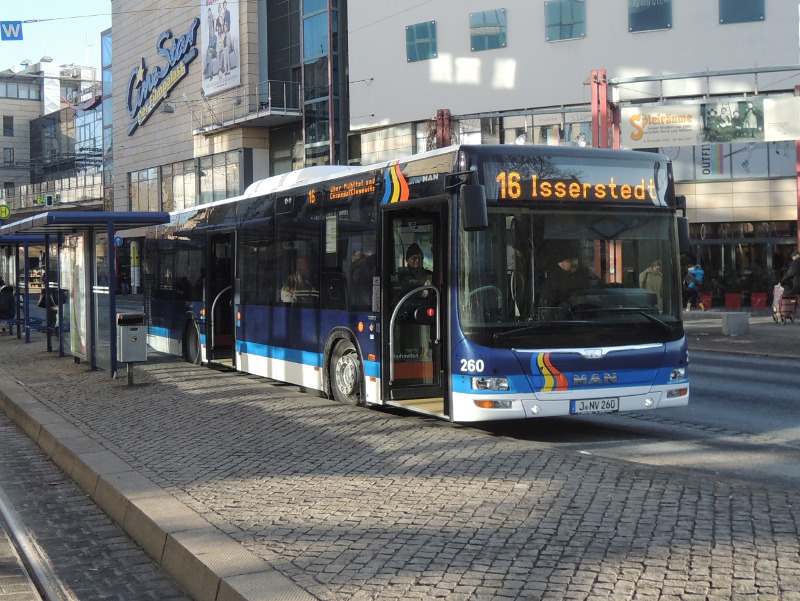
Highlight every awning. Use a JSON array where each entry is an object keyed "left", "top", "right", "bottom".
[{"left": 0, "top": 211, "right": 170, "bottom": 237}]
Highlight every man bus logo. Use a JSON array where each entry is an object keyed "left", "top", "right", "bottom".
[{"left": 0, "top": 22, "right": 23, "bottom": 41}]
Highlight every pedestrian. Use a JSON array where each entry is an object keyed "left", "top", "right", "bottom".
[
  {"left": 690, "top": 264, "right": 706, "bottom": 310},
  {"left": 781, "top": 250, "right": 800, "bottom": 294},
  {"left": 684, "top": 266, "right": 702, "bottom": 311}
]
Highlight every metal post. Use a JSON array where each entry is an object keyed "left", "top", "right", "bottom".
[
  {"left": 44, "top": 234, "right": 52, "bottom": 352},
  {"left": 108, "top": 221, "right": 118, "bottom": 378},
  {"left": 23, "top": 241, "right": 30, "bottom": 343}
]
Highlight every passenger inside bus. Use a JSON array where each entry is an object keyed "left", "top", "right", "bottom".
[
  {"left": 349, "top": 249, "right": 375, "bottom": 308},
  {"left": 281, "top": 257, "right": 319, "bottom": 304}
]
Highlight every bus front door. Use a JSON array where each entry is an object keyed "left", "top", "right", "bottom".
[
  {"left": 382, "top": 210, "right": 447, "bottom": 418},
  {"left": 207, "top": 234, "right": 234, "bottom": 365}
]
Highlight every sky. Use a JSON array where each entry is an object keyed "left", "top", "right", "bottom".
[{"left": 0, "top": 1, "right": 111, "bottom": 74}]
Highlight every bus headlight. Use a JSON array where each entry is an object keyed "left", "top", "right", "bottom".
[
  {"left": 669, "top": 367, "right": 686, "bottom": 382},
  {"left": 472, "top": 377, "right": 510, "bottom": 391}
]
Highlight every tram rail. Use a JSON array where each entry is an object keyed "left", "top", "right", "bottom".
[{"left": 0, "top": 482, "right": 74, "bottom": 601}]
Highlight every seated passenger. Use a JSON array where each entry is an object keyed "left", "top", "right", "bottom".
[{"left": 281, "top": 257, "right": 319, "bottom": 304}]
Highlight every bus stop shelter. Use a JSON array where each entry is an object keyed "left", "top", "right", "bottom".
[{"left": 0, "top": 211, "right": 169, "bottom": 376}]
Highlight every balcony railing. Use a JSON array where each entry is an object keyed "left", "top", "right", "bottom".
[
  {"left": 1, "top": 184, "right": 103, "bottom": 211},
  {"left": 191, "top": 79, "right": 302, "bottom": 134}
]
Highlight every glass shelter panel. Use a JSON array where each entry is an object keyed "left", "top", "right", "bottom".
[{"left": 94, "top": 232, "right": 112, "bottom": 371}]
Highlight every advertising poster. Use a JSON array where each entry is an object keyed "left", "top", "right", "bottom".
[
  {"left": 201, "top": 0, "right": 241, "bottom": 96},
  {"left": 621, "top": 97, "right": 800, "bottom": 150}
]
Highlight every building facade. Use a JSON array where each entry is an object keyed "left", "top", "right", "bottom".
[
  {"left": 110, "top": 0, "right": 800, "bottom": 304},
  {"left": 344, "top": 0, "right": 800, "bottom": 305},
  {"left": 112, "top": 0, "right": 347, "bottom": 214},
  {"left": 0, "top": 60, "right": 100, "bottom": 217}
]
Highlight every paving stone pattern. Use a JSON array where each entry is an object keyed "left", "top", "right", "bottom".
[
  {"left": 0, "top": 410, "right": 192, "bottom": 601},
  {"left": 2, "top": 335, "right": 800, "bottom": 600}
]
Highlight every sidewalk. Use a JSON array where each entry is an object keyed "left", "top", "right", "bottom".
[
  {"left": 0, "top": 319, "right": 799, "bottom": 600},
  {"left": 683, "top": 307, "right": 800, "bottom": 360}
]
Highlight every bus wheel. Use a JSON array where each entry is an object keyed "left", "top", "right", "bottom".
[
  {"left": 184, "top": 321, "right": 202, "bottom": 365},
  {"left": 331, "top": 340, "right": 362, "bottom": 405}
]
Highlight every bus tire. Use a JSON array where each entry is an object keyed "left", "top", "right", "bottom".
[
  {"left": 184, "top": 321, "right": 202, "bottom": 365},
  {"left": 330, "top": 340, "right": 362, "bottom": 405}
]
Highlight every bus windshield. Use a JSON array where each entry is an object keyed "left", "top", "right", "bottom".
[{"left": 458, "top": 206, "right": 682, "bottom": 349}]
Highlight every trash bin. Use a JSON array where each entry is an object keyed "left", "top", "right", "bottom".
[{"left": 117, "top": 313, "right": 146, "bottom": 363}]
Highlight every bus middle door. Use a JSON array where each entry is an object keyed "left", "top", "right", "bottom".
[
  {"left": 207, "top": 233, "right": 235, "bottom": 365},
  {"left": 382, "top": 210, "right": 446, "bottom": 417}
]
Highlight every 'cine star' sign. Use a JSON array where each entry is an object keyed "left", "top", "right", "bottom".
[{"left": 126, "top": 18, "right": 200, "bottom": 135}]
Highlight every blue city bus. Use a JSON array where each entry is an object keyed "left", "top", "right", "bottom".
[{"left": 134, "top": 144, "right": 689, "bottom": 421}]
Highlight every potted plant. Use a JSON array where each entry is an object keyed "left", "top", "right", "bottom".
[
  {"left": 747, "top": 268, "right": 770, "bottom": 309},
  {"left": 723, "top": 271, "right": 742, "bottom": 308}
]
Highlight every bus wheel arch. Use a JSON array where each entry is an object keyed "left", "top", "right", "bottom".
[
  {"left": 183, "top": 318, "right": 202, "bottom": 365},
  {"left": 325, "top": 331, "right": 364, "bottom": 406}
]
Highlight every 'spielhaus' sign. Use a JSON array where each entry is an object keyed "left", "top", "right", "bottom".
[{"left": 126, "top": 18, "right": 200, "bottom": 135}]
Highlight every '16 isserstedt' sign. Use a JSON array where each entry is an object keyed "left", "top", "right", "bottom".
[{"left": 126, "top": 18, "right": 200, "bottom": 135}]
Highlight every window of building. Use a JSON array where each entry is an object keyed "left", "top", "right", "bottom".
[
  {"left": 628, "top": 0, "right": 671, "bottom": 32},
  {"left": 199, "top": 151, "right": 239, "bottom": 204},
  {"left": 165, "top": 159, "right": 197, "bottom": 212},
  {"left": 406, "top": 21, "right": 437, "bottom": 62},
  {"left": 470, "top": 9, "right": 507, "bottom": 51},
  {"left": 2, "top": 116, "right": 12, "bottom": 137},
  {"left": 719, "top": 0, "right": 764, "bottom": 24},
  {"left": 303, "top": 12, "right": 329, "bottom": 59},
  {"left": 545, "top": 0, "right": 585, "bottom": 41},
  {"left": 303, "top": 0, "right": 327, "bottom": 15},
  {"left": 2, "top": 148, "right": 13, "bottom": 166},
  {"left": 61, "top": 84, "right": 79, "bottom": 104},
  {"left": 129, "top": 167, "right": 159, "bottom": 212}
]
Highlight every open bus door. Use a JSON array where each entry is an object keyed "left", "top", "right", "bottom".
[
  {"left": 206, "top": 233, "right": 235, "bottom": 366},
  {"left": 381, "top": 208, "right": 448, "bottom": 418}
]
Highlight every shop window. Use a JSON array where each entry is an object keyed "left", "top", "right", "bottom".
[
  {"left": 719, "top": 0, "right": 764, "bottom": 24},
  {"left": 628, "top": 0, "right": 671, "bottom": 32},
  {"left": 545, "top": 0, "right": 585, "bottom": 41},
  {"left": 406, "top": 21, "right": 437, "bottom": 62},
  {"left": 470, "top": 9, "right": 507, "bottom": 51}
]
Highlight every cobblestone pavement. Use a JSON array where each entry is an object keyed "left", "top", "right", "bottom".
[
  {"left": 1, "top": 326, "right": 800, "bottom": 600},
  {"left": 0, "top": 410, "right": 192, "bottom": 601}
]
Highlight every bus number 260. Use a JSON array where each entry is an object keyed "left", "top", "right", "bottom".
[{"left": 460, "top": 359, "right": 485, "bottom": 373}]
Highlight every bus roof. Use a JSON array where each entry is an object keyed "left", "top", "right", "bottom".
[{"left": 142, "top": 144, "right": 670, "bottom": 225}]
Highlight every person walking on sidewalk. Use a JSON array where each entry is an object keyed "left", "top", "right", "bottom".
[
  {"left": 781, "top": 250, "right": 800, "bottom": 294},
  {"left": 684, "top": 265, "right": 705, "bottom": 311},
  {"left": 690, "top": 264, "right": 706, "bottom": 310}
]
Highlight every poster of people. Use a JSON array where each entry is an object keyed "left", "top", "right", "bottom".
[
  {"left": 620, "top": 97, "right": 800, "bottom": 150},
  {"left": 201, "top": 0, "right": 240, "bottom": 96}
]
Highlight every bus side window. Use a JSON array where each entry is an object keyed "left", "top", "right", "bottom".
[{"left": 348, "top": 251, "right": 375, "bottom": 310}]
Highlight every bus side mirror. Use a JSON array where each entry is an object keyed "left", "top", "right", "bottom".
[
  {"left": 678, "top": 217, "right": 690, "bottom": 254},
  {"left": 461, "top": 185, "right": 488, "bottom": 232}
]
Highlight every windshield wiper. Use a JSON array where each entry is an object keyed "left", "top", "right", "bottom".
[
  {"left": 575, "top": 306, "right": 673, "bottom": 333},
  {"left": 493, "top": 320, "right": 593, "bottom": 342}
]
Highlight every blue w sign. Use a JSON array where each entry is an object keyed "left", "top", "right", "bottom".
[{"left": 0, "top": 22, "right": 23, "bottom": 41}]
